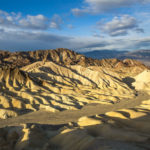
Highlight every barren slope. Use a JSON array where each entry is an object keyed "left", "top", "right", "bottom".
[
  {"left": 0, "top": 60, "right": 139, "bottom": 119},
  {"left": 0, "top": 98, "right": 150, "bottom": 150},
  {"left": 0, "top": 49, "right": 149, "bottom": 150},
  {"left": 0, "top": 49, "right": 149, "bottom": 119}
]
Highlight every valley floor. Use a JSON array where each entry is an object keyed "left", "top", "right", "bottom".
[
  {"left": 0, "top": 91, "right": 148, "bottom": 128},
  {"left": 0, "top": 91, "right": 150, "bottom": 150}
]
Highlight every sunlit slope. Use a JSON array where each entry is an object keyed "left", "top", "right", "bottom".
[
  {"left": 1, "top": 99, "right": 150, "bottom": 150},
  {"left": 0, "top": 61, "right": 137, "bottom": 118},
  {"left": 49, "top": 99, "right": 150, "bottom": 150},
  {"left": 24, "top": 61, "right": 136, "bottom": 101},
  {"left": 133, "top": 70, "right": 150, "bottom": 94}
]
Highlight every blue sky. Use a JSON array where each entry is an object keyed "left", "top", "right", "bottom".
[{"left": 0, "top": 0, "right": 150, "bottom": 52}]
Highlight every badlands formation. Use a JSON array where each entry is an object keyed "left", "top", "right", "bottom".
[{"left": 0, "top": 48, "right": 150, "bottom": 150}]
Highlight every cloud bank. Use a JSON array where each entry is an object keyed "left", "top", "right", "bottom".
[
  {"left": 0, "top": 9, "right": 150, "bottom": 52},
  {"left": 72, "top": 0, "right": 150, "bottom": 15},
  {"left": 98, "top": 15, "right": 144, "bottom": 36}
]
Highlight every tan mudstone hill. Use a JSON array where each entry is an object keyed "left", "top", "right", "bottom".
[
  {"left": 0, "top": 49, "right": 149, "bottom": 119},
  {"left": 49, "top": 99, "right": 150, "bottom": 150},
  {"left": 0, "top": 99, "right": 150, "bottom": 150},
  {"left": 0, "top": 49, "right": 149, "bottom": 150},
  {"left": 133, "top": 70, "right": 150, "bottom": 94},
  {"left": 0, "top": 60, "right": 138, "bottom": 119}
]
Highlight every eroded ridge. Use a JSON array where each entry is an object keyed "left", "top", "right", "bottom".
[
  {"left": 0, "top": 49, "right": 149, "bottom": 119},
  {"left": 0, "top": 60, "right": 139, "bottom": 119}
]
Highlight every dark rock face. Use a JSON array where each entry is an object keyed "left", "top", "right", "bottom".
[{"left": 0, "top": 48, "right": 147, "bottom": 69}]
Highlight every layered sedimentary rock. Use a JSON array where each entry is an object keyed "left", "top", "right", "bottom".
[
  {"left": 0, "top": 99, "right": 150, "bottom": 150},
  {"left": 0, "top": 60, "right": 137, "bottom": 118},
  {"left": 0, "top": 48, "right": 147, "bottom": 71},
  {"left": 133, "top": 70, "right": 150, "bottom": 94},
  {"left": 0, "top": 49, "right": 149, "bottom": 150},
  {"left": 0, "top": 49, "right": 149, "bottom": 119},
  {"left": 49, "top": 99, "right": 150, "bottom": 150}
]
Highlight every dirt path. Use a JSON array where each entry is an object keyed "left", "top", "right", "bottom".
[{"left": 0, "top": 91, "right": 149, "bottom": 128}]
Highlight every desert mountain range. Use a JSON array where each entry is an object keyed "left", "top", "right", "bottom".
[
  {"left": 0, "top": 48, "right": 150, "bottom": 150},
  {"left": 83, "top": 49, "right": 150, "bottom": 66}
]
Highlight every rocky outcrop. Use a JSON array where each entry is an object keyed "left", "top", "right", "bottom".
[
  {"left": 0, "top": 49, "right": 149, "bottom": 150},
  {"left": 0, "top": 60, "right": 138, "bottom": 117},
  {"left": 0, "top": 49, "right": 149, "bottom": 118},
  {"left": 0, "top": 49, "right": 147, "bottom": 70}
]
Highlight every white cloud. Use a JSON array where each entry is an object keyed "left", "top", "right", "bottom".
[
  {"left": 0, "top": 9, "right": 149, "bottom": 51},
  {"left": 19, "top": 14, "right": 48, "bottom": 30},
  {"left": 49, "top": 22, "right": 58, "bottom": 29},
  {"left": 0, "top": 10, "right": 63, "bottom": 31},
  {"left": 0, "top": 27, "right": 150, "bottom": 52},
  {"left": 72, "top": 0, "right": 150, "bottom": 15},
  {"left": 49, "top": 14, "right": 63, "bottom": 29},
  {"left": 67, "top": 24, "right": 74, "bottom": 29},
  {"left": 98, "top": 15, "right": 144, "bottom": 36},
  {"left": 0, "top": 10, "right": 9, "bottom": 16}
]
